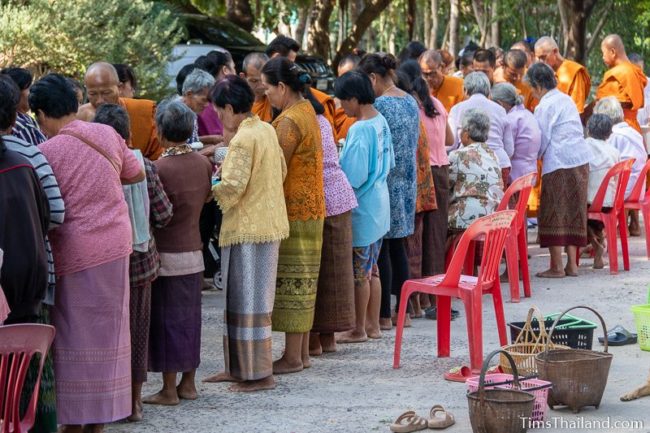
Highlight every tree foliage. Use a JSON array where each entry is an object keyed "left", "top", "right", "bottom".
[{"left": 0, "top": 0, "right": 183, "bottom": 100}]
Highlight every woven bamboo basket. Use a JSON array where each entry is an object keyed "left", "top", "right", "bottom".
[
  {"left": 535, "top": 306, "right": 613, "bottom": 413},
  {"left": 468, "top": 349, "right": 536, "bottom": 433},
  {"left": 500, "top": 306, "right": 569, "bottom": 376}
]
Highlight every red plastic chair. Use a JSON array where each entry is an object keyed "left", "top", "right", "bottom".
[
  {"left": 393, "top": 210, "right": 517, "bottom": 373},
  {"left": 580, "top": 159, "right": 634, "bottom": 274},
  {"left": 497, "top": 172, "right": 537, "bottom": 303},
  {"left": 624, "top": 159, "right": 650, "bottom": 259},
  {"left": 0, "top": 324, "right": 55, "bottom": 433}
]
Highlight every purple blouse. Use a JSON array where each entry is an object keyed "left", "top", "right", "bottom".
[
  {"left": 197, "top": 104, "right": 224, "bottom": 136},
  {"left": 507, "top": 104, "right": 542, "bottom": 182},
  {"left": 317, "top": 115, "right": 357, "bottom": 217}
]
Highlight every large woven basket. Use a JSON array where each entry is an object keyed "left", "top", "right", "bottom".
[
  {"left": 468, "top": 350, "right": 535, "bottom": 433},
  {"left": 500, "top": 306, "right": 569, "bottom": 376},
  {"left": 535, "top": 306, "right": 613, "bottom": 413}
]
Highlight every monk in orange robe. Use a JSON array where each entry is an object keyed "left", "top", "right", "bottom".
[
  {"left": 495, "top": 49, "right": 539, "bottom": 112},
  {"left": 331, "top": 55, "right": 360, "bottom": 141},
  {"left": 595, "top": 34, "right": 647, "bottom": 132},
  {"left": 77, "top": 62, "right": 162, "bottom": 159},
  {"left": 534, "top": 36, "right": 591, "bottom": 113},
  {"left": 240, "top": 53, "right": 274, "bottom": 122},
  {"left": 419, "top": 49, "right": 464, "bottom": 113}
]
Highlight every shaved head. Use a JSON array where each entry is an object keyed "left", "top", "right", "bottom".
[
  {"left": 601, "top": 34, "right": 628, "bottom": 68},
  {"left": 84, "top": 61, "right": 120, "bottom": 107},
  {"left": 242, "top": 53, "right": 268, "bottom": 73},
  {"left": 535, "top": 36, "right": 558, "bottom": 51},
  {"left": 511, "top": 40, "right": 534, "bottom": 66},
  {"left": 419, "top": 49, "right": 443, "bottom": 67},
  {"left": 505, "top": 49, "right": 527, "bottom": 70},
  {"left": 419, "top": 49, "right": 444, "bottom": 91},
  {"left": 534, "top": 36, "right": 563, "bottom": 70}
]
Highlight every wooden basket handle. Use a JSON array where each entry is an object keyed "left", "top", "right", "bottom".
[
  {"left": 514, "top": 306, "right": 549, "bottom": 346},
  {"left": 543, "top": 305, "right": 609, "bottom": 353}
]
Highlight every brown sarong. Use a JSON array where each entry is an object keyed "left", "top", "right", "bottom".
[
  {"left": 312, "top": 211, "right": 354, "bottom": 333},
  {"left": 539, "top": 164, "right": 589, "bottom": 248},
  {"left": 429, "top": 166, "right": 449, "bottom": 274}
]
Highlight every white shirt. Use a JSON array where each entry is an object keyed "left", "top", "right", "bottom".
[
  {"left": 534, "top": 89, "right": 592, "bottom": 175},
  {"left": 608, "top": 122, "right": 648, "bottom": 198},
  {"left": 448, "top": 94, "right": 514, "bottom": 168},
  {"left": 585, "top": 137, "right": 620, "bottom": 207},
  {"left": 636, "top": 76, "right": 650, "bottom": 126}
]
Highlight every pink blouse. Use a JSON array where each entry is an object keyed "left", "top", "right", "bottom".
[
  {"left": 317, "top": 115, "right": 357, "bottom": 217},
  {"left": 420, "top": 96, "right": 450, "bottom": 167},
  {"left": 39, "top": 120, "right": 142, "bottom": 276}
]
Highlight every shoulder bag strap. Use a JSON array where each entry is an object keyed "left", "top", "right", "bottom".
[{"left": 63, "top": 131, "right": 120, "bottom": 175}]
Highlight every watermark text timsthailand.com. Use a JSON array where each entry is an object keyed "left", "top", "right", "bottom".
[{"left": 522, "top": 416, "right": 645, "bottom": 430}]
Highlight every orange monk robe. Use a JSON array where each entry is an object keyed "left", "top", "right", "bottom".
[
  {"left": 119, "top": 97, "right": 162, "bottom": 160},
  {"left": 596, "top": 61, "right": 648, "bottom": 132},
  {"left": 311, "top": 88, "right": 336, "bottom": 128},
  {"left": 334, "top": 107, "right": 356, "bottom": 142},
  {"left": 555, "top": 59, "right": 591, "bottom": 113},
  {"left": 252, "top": 96, "right": 273, "bottom": 122},
  {"left": 431, "top": 75, "right": 464, "bottom": 113},
  {"left": 514, "top": 80, "right": 539, "bottom": 112}
]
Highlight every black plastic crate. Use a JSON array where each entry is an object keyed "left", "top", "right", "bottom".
[{"left": 508, "top": 315, "right": 597, "bottom": 350}]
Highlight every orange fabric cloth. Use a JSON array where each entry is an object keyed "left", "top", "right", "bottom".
[
  {"left": 515, "top": 81, "right": 539, "bottom": 112},
  {"left": 527, "top": 160, "right": 543, "bottom": 217},
  {"left": 596, "top": 61, "right": 648, "bottom": 132},
  {"left": 431, "top": 75, "right": 464, "bottom": 113},
  {"left": 416, "top": 122, "right": 437, "bottom": 213},
  {"left": 311, "top": 88, "right": 336, "bottom": 128},
  {"left": 119, "top": 98, "right": 161, "bottom": 160},
  {"left": 252, "top": 96, "right": 273, "bottom": 122},
  {"left": 555, "top": 60, "right": 591, "bottom": 113},
  {"left": 334, "top": 107, "right": 356, "bottom": 142},
  {"left": 272, "top": 99, "right": 326, "bottom": 222}
]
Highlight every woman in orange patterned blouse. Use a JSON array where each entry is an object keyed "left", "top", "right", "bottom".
[{"left": 261, "top": 57, "right": 326, "bottom": 374}]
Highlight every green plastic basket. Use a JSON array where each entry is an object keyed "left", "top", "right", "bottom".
[{"left": 631, "top": 288, "right": 650, "bottom": 352}]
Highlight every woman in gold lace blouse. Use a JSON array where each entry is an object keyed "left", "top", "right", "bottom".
[
  {"left": 261, "top": 57, "right": 326, "bottom": 374},
  {"left": 205, "top": 76, "right": 289, "bottom": 392}
]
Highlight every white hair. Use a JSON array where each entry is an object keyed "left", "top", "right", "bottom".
[
  {"left": 461, "top": 108, "right": 491, "bottom": 143},
  {"left": 594, "top": 96, "right": 624, "bottom": 124},
  {"left": 182, "top": 69, "right": 215, "bottom": 96},
  {"left": 463, "top": 72, "right": 491, "bottom": 97}
]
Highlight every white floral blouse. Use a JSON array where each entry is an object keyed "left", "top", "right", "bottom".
[{"left": 448, "top": 142, "right": 504, "bottom": 230}]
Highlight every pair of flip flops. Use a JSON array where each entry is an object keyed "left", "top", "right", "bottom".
[
  {"left": 598, "top": 325, "right": 638, "bottom": 346},
  {"left": 424, "top": 307, "right": 460, "bottom": 321},
  {"left": 443, "top": 365, "right": 502, "bottom": 383},
  {"left": 390, "top": 406, "right": 455, "bottom": 432}
]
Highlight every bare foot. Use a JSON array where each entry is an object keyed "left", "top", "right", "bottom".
[
  {"left": 203, "top": 372, "right": 241, "bottom": 383},
  {"left": 336, "top": 330, "right": 368, "bottom": 344},
  {"left": 535, "top": 269, "right": 565, "bottom": 278},
  {"left": 392, "top": 314, "right": 411, "bottom": 327},
  {"left": 379, "top": 318, "right": 392, "bottom": 330},
  {"left": 564, "top": 265, "right": 578, "bottom": 277},
  {"left": 127, "top": 399, "right": 143, "bottom": 422},
  {"left": 142, "top": 389, "right": 179, "bottom": 406},
  {"left": 302, "top": 356, "right": 311, "bottom": 369},
  {"left": 177, "top": 383, "right": 198, "bottom": 400},
  {"left": 308, "top": 333, "right": 323, "bottom": 356},
  {"left": 229, "top": 376, "right": 277, "bottom": 392},
  {"left": 272, "top": 357, "right": 303, "bottom": 375},
  {"left": 365, "top": 327, "right": 382, "bottom": 339},
  {"left": 319, "top": 334, "right": 337, "bottom": 353}
]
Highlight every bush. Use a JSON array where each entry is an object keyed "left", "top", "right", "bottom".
[{"left": 0, "top": 0, "right": 183, "bottom": 100}]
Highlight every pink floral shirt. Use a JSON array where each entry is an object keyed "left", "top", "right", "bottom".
[
  {"left": 317, "top": 115, "right": 357, "bottom": 217},
  {"left": 39, "top": 120, "right": 142, "bottom": 275}
]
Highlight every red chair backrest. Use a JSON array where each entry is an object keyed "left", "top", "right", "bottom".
[
  {"left": 625, "top": 158, "right": 650, "bottom": 203},
  {"left": 0, "top": 324, "right": 55, "bottom": 433},
  {"left": 440, "top": 210, "right": 517, "bottom": 288},
  {"left": 589, "top": 159, "right": 635, "bottom": 213},
  {"left": 497, "top": 172, "right": 537, "bottom": 229}
]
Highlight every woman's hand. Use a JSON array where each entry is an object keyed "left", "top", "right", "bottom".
[{"left": 199, "top": 135, "right": 224, "bottom": 145}]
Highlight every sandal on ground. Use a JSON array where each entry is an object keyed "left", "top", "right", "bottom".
[
  {"left": 424, "top": 306, "right": 460, "bottom": 321},
  {"left": 443, "top": 366, "right": 472, "bottom": 383},
  {"left": 427, "top": 405, "right": 455, "bottom": 429},
  {"left": 389, "top": 410, "right": 428, "bottom": 433},
  {"left": 535, "top": 270, "right": 566, "bottom": 278},
  {"left": 598, "top": 325, "right": 638, "bottom": 346}
]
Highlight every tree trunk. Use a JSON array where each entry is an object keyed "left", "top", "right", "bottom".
[
  {"left": 225, "top": 0, "right": 254, "bottom": 32},
  {"left": 307, "top": 0, "right": 337, "bottom": 60},
  {"left": 471, "top": 0, "right": 488, "bottom": 47},
  {"left": 585, "top": 0, "right": 613, "bottom": 59},
  {"left": 294, "top": 5, "right": 310, "bottom": 48},
  {"left": 559, "top": 0, "right": 599, "bottom": 63},
  {"left": 490, "top": 0, "right": 499, "bottom": 47},
  {"left": 332, "top": 0, "right": 392, "bottom": 69},
  {"left": 424, "top": 0, "right": 432, "bottom": 48},
  {"left": 407, "top": 0, "right": 417, "bottom": 41},
  {"left": 430, "top": 0, "right": 439, "bottom": 48},
  {"left": 449, "top": 0, "right": 460, "bottom": 55},
  {"left": 557, "top": 0, "right": 570, "bottom": 55}
]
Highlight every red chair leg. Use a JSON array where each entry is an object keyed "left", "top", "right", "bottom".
[
  {"left": 436, "top": 295, "right": 452, "bottom": 358},
  {"left": 642, "top": 203, "right": 650, "bottom": 259},
  {"left": 518, "top": 223, "right": 532, "bottom": 298},
  {"left": 393, "top": 283, "right": 415, "bottom": 369},
  {"left": 618, "top": 210, "right": 630, "bottom": 271},
  {"left": 465, "top": 291, "right": 484, "bottom": 373},
  {"left": 464, "top": 240, "right": 475, "bottom": 275},
  {"left": 491, "top": 280, "right": 508, "bottom": 346},
  {"left": 505, "top": 232, "right": 520, "bottom": 303},
  {"left": 605, "top": 215, "right": 618, "bottom": 274}
]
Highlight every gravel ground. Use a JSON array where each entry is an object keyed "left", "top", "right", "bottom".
[{"left": 105, "top": 231, "right": 650, "bottom": 433}]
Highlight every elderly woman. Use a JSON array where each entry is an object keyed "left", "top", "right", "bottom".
[
  {"left": 594, "top": 96, "right": 648, "bottom": 235},
  {"left": 526, "top": 63, "right": 592, "bottom": 278},
  {"left": 448, "top": 109, "right": 504, "bottom": 233},
  {"left": 31, "top": 73, "right": 145, "bottom": 433},
  {"left": 358, "top": 53, "right": 419, "bottom": 330},
  {"left": 203, "top": 76, "right": 289, "bottom": 391},
  {"left": 584, "top": 114, "right": 620, "bottom": 269},
  {"left": 143, "top": 100, "right": 212, "bottom": 405},
  {"left": 1, "top": 67, "right": 47, "bottom": 146},
  {"left": 195, "top": 50, "right": 236, "bottom": 137},
  {"left": 261, "top": 57, "right": 326, "bottom": 374},
  {"left": 491, "top": 82, "right": 542, "bottom": 184},
  {"left": 449, "top": 72, "right": 514, "bottom": 183}
]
